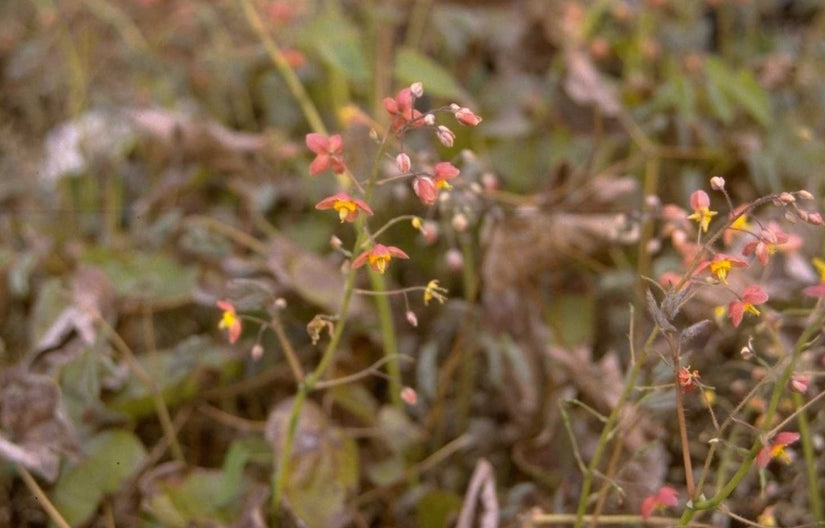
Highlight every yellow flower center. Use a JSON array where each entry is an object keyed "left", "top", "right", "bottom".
[
  {"left": 334, "top": 199, "right": 357, "bottom": 222},
  {"left": 744, "top": 303, "right": 761, "bottom": 317},
  {"left": 219, "top": 311, "right": 237, "bottom": 330},
  {"left": 710, "top": 259, "right": 732, "bottom": 283},
  {"left": 369, "top": 254, "right": 390, "bottom": 274},
  {"left": 688, "top": 207, "right": 718, "bottom": 233}
]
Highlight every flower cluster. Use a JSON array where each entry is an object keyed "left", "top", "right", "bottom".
[{"left": 660, "top": 177, "right": 822, "bottom": 328}]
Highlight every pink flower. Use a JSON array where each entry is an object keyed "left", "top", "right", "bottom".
[
  {"left": 756, "top": 431, "right": 800, "bottom": 469},
  {"left": 305, "top": 133, "right": 346, "bottom": 176},
  {"left": 315, "top": 192, "right": 373, "bottom": 223},
  {"left": 384, "top": 88, "right": 423, "bottom": 131},
  {"left": 697, "top": 253, "right": 748, "bottom": 284},
  {"left": 433, "top": 161, "right": 459, "bottom": 189},
  {"left": 352, "top": 244, "right": 409, "bottom": 274},
  {"left": 413, "top": 177, "right": 438, "bottom": 205},
  {"left": 640, "top": 486, "right": 678, "bottom": 520},
  {"left": 686, "top": 190, "right": 717, "bottom": 233},
  {"left": 217, "top": 300, "right": 242, "bottom": 344},
  {"left": 728, "top": 285, "right": 769, "bottom": 328},
  {"left": 742, "top": 226, "right": 789, "bottom": 266},
  {"left": 453, "top": 106, "right": 483, "bottom": 126}
]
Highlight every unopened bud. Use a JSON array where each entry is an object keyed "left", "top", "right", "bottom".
[
  {"left": 778, "top": 192, "right": 795, "bottom": 204},
  {"left": 481, "top": 172, "right": 498, "bottom": 191},
  {"left": 274, "top": 297, "right": 287, "bottom": 310},
  {"left": 436, "top": 125, "right": 455, "bottom": 147},
  {"left": 423, "top": 113, "right": 436, "bottom": 126},
  {"left": 251, "top": 344, "right": 264, "bottom": 360},
  {"left": 396, "top": 152, "right": 411, "bottom": 173},
  {"left": 410, "top": 82, "right": 424, "bottom": 98},
  {"left": 798, "top": 190, "right": 814, "bottom": 201},
  {"left": 451, "top": 213, "right": 468, "bottom": 232},
  {"left": 400, "top": 387, "right": 418, "bottom": 405},
  {"left": 405, "top": 310, "right": 418, "bottom": 327},
  {"left": 445, "top": 248, "right": 464, "bottom": 270},
  {"left": 330, "top": 235, "right": 343, "bottom": 249},
  {"left": 454, "top": 106, "right": 483, "bottom": 126},
  {"left": 710, "top": 176, "right": 726, "bottom": 191},
  {"left": 421, "top": 220, "right": 439, "bottom": 244},
  {"left": 789, "top": 374, "right": 809, "bottom": 394},
  {"left": 807, "top": 211, "right": 824, "bottom": 225}
]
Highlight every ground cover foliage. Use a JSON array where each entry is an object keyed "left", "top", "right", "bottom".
[{"left": 1, "top": 1, "right": 825, "bottom": 527}]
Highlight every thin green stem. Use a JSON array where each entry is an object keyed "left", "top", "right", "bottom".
[
  {"left": 368, "top": 271, "right": 403, "bottom": 409},
  {"left": 240, "top": 0, "right": 327, "bottom": 135},
  {"left": 271, "top": 133, "right": 392, "bottom": 521},
  {"left": 793, "top": 391, "right": 823, "bottom": 521},
  {"left": 679, "top": 308, "right": 825, "bottom": 524},
  {"left": 16, "top": 465, "right": 72, "bottom": 528},
  {"left": 573, "top": 310, "right": 655, "bottom": 527}
]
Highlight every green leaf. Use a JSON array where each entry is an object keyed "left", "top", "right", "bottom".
[
  {"left": 267, "top": 399, "right": 359, "bottom": 528},
  {"left": 705, "top": 57, "right": 771, "bottom": 127},
  {"left": 303, "top": 9, "right": 369, "bottom": 83},
  {"left": 80, "top": 248, "right": 197, "bottom": 304},
  {"left": 417, "top": 489, "right": 463, "bottom": 528},
  {"left": 51, "top": 430, "right": 146, "bottom": 527},
  {"left": 105, "top": 336, "right": 241, "bottom": 418},
  {"left": 395, "top": 47, "right": 467, "bottom": 100}
]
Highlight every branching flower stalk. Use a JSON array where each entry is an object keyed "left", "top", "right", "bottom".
[{"left": 679, "top": 307, "right": 825, "bottom": 525}]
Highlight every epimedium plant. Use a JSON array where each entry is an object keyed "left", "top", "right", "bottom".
[
  {"left": 215, "top": 81, "right": 481, "bottom": 524},
  {"left": 568, "top": 176, "right": 824, "bottom": 526}
]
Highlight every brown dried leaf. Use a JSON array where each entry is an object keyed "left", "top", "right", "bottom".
[
  {"left": 0, "top": 368, "right": 78, "bottom": 481},
  {"left": 563, "top": 49, "right": 621, "bottom": 117}
]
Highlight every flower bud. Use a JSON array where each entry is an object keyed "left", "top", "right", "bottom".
[
  {"left": 400, "top": 387, "right": 418, "bottom": 405},
  {"left": 436, "top": 125, "right": 455, "bottom": 147},
  {"left": 451, "top": 212, "right": 468, "bottom": 232},
  {"left": 251, "top": 344, "right": 264, "bottom": 360},
  {"left": 396, "top": 152, "right": 411, "bottom": 173},
  {"left": 413, "top": 176, "right": 438, "bottom": 205},
  {"left": 789, "top": 374, "right": 809, "bottom": 394},
  {"left": 710, "top": 176, "right": 726, "bottom": 191},
  {"left": 421, "top": 220, "right": 439, "bottom": 244},
  {"left": 410, "top": 82, "right": 424, "bottom": 98},
  {"left": 274, "top": 297, "right": 288, "bottom": 310},
  {"left": 454, "top": 106, "right": 483, "bottom": 126},
  {"left": 806, "top": 211, "right": 824, "bottom": 225},
  {"left": 330, "top": 235, "right": 343, "bottom": 249},
  {"left": 423, "top": 113, "right": 436, "bottom": 126},
  {"left": 798, "top": 189, "right": 814, "bottom": 201},
  {"left": 445, "top": 248, "right": 464, "bottom": 270},
  {"left": 405, "top": 310, "right": 418, "bottom": 327},
  {"left": 778, "top": 192, "right": 795, "bottom": 204}
]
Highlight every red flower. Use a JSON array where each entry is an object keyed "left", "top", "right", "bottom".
[
  {"left": 728, "top": 285, "right": 768, "bottom": 327},
  {"left": 305, "top": 133, "right": 346, "bottom": 176},
  {"left": 640, "top": 486, "right": 678, "bottom": 520},
  {"left": 677, "top": 367, "right": 700, "bottom": 394},
  {"left": 352, "top": 244, "right": 409, "bottom": 274},
  {"left": 433, "top": 161, "right": 459, "bottom": 189},
  {"left": 315, "top": 192, "right": 373, "bottom": 223},
  {"left": 756, "top": 431, "right": 800, "bottom": 469},
  {"left": 383, "top": 87, "right": 423, "bottom": 131},
  {"left": 687, "top": 190, "right": 717, "bottom": 233},
  {"left": 217, "top": 300, "right": 242, "bottom": 344},
  {"left": 697, "top": 253, "right": 748, "bottom": 284},
  {"left": 742, "top": 226, "right": 789, "bottom": 266}
]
